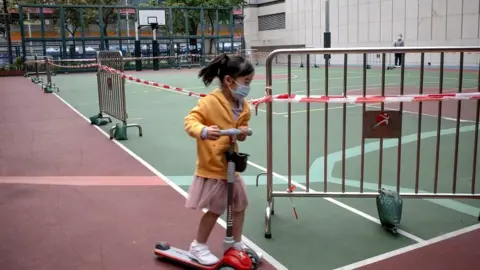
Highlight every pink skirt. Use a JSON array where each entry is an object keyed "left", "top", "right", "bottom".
[{"left": 185, "top": 175, "right": 249, "bottom": 216}]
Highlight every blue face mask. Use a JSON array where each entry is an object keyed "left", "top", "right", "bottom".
[{"left": 231, "top": 81, "right": 250, "bottom": 100}]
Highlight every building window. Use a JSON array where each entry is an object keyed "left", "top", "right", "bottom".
[{"left": 258, "top": 12, "right": 285, "bottom": 31}]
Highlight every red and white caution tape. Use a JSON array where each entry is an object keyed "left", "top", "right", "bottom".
[
  {"left": 25, "top": 59, "right": 97, "bottom": 65},
  {"left": 49, "top": 62, "right": 98, "bottom": 69},
  {"left": 123, "top": 53, "right": 204, "bottom": 62},
  {"left": 52, "top": 58, "right": 97, "bottom": 62},
  {"left": 99, "top": 65, "right": 206, "bottom": 98},
  {"left": 251, "top": 92, "right": 480, "bottom": 108}
]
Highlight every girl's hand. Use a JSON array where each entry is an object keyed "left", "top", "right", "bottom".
[
  {"left": 237, "top": 126, "right": 249, "bottom": 141},
  {"left": 206, "top": 125, "right": 221, "bottom": 140}
]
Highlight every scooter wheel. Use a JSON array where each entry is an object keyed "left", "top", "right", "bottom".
[
  {"left": 155, "top": 242, "right": 170, "bottom": 250},
  {"left": 244, "top": 248, "right": 260, "bottom": 269}
]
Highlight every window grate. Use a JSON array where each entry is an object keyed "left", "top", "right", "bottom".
[{"left": 258, "top": 12, "right": 285, "bottom": 31}]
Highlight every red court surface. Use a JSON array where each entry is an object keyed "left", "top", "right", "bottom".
[{"left": 0, "top": 77, "right": 275, "bottom": 270}]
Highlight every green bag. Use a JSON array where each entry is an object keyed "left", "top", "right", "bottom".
[
  {"left": 113, "top": 123, "right": 128, "bottom": 140},
  {"left": 376, "top": 188, "right": 403, "bottom": 234}
]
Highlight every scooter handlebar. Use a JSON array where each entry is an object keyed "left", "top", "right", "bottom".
[{"left": 219, "top": 128, "right": 253, "bottom": 137}]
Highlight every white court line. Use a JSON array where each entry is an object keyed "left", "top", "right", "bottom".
[
  {"left": 246, "top": 161, "right": 425, "bottom": 243},
  {"left": 276, "top": 104, "right": 361, "bottom": 116},
  {"left": 333, "top": 223, "right": 480, "bottom": 270},
  {"left": 181, "top": 73, "right": 475, "bottom": 93},
  {"left": 292, "top": 83, "right": 478, "bottom": 95},
  {"left": 367, "top": 104, "right": 477, "bottom": 123},
  {"left": 281, "top": 103, "right": 476, "bottom": 123},
  {"left": 266, "top": 73, "right": 477, "bottom": 87},
  {"left": 52, "top": 93, "right": 289, "bottom": 270},
  {"left": 126, "top": 80, "right": 281, "bottom": 116},
  {"left": 121, "top": 76, "right": 449, "bottom": 242}
]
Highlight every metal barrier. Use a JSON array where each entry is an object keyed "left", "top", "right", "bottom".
[
  {"left": 24, "top": 55, "right": 52, "bottom": 83},
  {"left": 40, "top": 57, "right": 59, "bottom": 93},
  {"left": 257, "top": 46, "right": 480, "bottom": 239},
  {"left": 96, "top": 51, "right": 142, "bottom": 139},
  {"left": 176, "top": 54, "right": 202, "bottom": 69}
]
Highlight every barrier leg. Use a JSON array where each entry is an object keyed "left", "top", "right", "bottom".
[
  {"left": 43, "top": 58, "right": 59, "bottom": 93},
  {"left": 90, "top": 113, "right": 112, "bottom": 126},
  {"left": 109, "top": 122, "right": 143, "bottom": 140},
  {"left": 32, "top": 55, "right": 40, "bottom": 84},
  {"left": 255, "top": 172, "right": 274, "bottom": 238},
  {"left": 265, "top": 200, "right": 273, "bottom": 239}
]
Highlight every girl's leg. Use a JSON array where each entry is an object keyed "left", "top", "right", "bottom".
[
  {"left": 189, "top": 211, "right": 221, "bottom": 265},
  {"left": 232, "top": 210, "right": 245, "bottom": 242},
  {"left": 185, "top": 177, "right": 224, "bottom": 265},
  {"left": 196, "top": 211, "right": 220, "bottom": 243},
  {"left": 232, "top": 209, "right": 263, "bottom": 260},
  {"left": 231, "top": 176, "right": 263, "bottom": 259}
]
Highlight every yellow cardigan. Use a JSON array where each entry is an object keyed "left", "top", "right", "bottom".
[{"left": 184, "top": 89, "right": 251, "bottom": 180}]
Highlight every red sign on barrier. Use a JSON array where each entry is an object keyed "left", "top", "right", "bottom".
[
  {"left": 363, "top": 111, "right": 402, "bottom": 139},
  {"left": 107, "top": 78, "right": 113, "bottom": 91}
]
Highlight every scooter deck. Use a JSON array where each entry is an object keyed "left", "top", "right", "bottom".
[{"left": 154, "top": 246, "right": 215, "bottom": 270}]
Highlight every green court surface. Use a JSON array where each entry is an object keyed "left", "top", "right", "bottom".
[{"left": 51, "top": 65, "right": 480, "bottom": 270}]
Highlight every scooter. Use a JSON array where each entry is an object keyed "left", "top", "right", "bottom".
[{"left": 154, "top": 128, "right": 260, "bottom": 270}]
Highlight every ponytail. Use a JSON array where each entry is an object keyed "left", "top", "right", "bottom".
[
  {"left": 198, "top": 53, "right": 229, "bottom": 86},
  {"left": 198, "top": 53, "right": 254, "bottom": 87}
]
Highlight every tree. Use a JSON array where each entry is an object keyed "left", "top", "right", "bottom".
[
  {"left": 200, "top": 0, "right": 245, "bottom": 54},
  {"left": 9, "top": 0, "right": 120, "bottom": 49},
  {"left": 75, "top": 0, "right": 120, "bottom": 49},
  {"left": 0, "top": 13, "right": 9, "bottom": 39},
  {"left": 142, "top": 0, "right": 245, "bottom": 53},
  {"left": 4, "top": 1, "right": 57, "bottom": 39}
]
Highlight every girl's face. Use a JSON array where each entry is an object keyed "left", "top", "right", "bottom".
[
  {"left": 224, "top": 73, "right": 255, "bottom": 100},
  {"left": 226, "top": 73, "right": 255, "bottom": 89}
]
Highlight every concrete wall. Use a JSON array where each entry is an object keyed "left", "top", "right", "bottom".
[{"left": 244, "top": 0, "right": 480, "bottom": 66}]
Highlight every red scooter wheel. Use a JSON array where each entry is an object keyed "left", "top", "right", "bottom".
[{"left": 220, "top": 248, "right": 253, "bottom": 270}]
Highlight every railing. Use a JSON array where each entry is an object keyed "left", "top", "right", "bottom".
[{"left": 258, "top": 46, "right": 480, "bottom": 238}]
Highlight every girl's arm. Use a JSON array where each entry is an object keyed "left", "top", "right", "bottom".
[
  {"left": 184, "top": 99, "right": 207, "bottom": 139},
  {"left": 237, "top": 107, "right": 251, "bottom": 142}
]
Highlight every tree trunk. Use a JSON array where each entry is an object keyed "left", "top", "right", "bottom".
[
  {"left": 103, "top": 26, "right": 110, "bottom": 50},
  {"left": 207, "top": 14, "right": 215, "bottom": 54},
  {"left": 188, "top": 20, "right": 197, "bottom": 47}
]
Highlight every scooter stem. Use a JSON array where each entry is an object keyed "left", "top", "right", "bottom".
[{"left": 223, "top": 136, "right": 236, "bottom": 252}]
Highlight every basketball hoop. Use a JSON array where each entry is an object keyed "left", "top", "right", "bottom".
[
  {"left": 234, "top": 15, "right": 244, "bottom": 25},
  {"left": 147, "top": 16, "right": 159, "bottom": 29},
  {"left": 135, "top": 9, "right": 166, "bottom": 71}
]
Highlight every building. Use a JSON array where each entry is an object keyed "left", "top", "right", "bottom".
[{"left": 243, "top": 0, "right": 480, "bottom": 66}]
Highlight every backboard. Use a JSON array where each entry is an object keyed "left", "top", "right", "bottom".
[{"left": 137, "top": 9, "right": 166, "bottom": 27}]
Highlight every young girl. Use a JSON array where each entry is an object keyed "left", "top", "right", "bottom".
[{"left": 184, "top": 53, "right": 262, "bottom": 265}]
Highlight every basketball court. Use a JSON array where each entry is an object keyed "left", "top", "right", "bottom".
[
  {"left": 1, "top": 3, "right": 480, "bottom": 270},
  {"left": 13, "top": 58, "right": 476, "bottom": 269}
]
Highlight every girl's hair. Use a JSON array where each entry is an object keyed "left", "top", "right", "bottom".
[{"left": 198, "top": 53, "right": 254, "bottom": 86}]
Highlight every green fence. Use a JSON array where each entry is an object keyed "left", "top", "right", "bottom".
[{"left": 18, "top": 4, "right": 241, "bottom": 72}]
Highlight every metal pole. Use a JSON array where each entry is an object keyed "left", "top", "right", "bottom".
[
  {"left": 125, "top": 0, "right": 130, "bottom": 54},
  {"left": 27, "top": 12, "right": 33, "bottom": 55},
  {"left": 324, "top": 0, "right": 331, "bottom": 66},
  {"left": 152, "top": 25, "right": 159, "bottom": 70},
  {"left": 134, "top": 20, "right": 141, "bottom": 71},
  {"left": 3, "top": 0, "right": 13, "bottom": 64}
]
